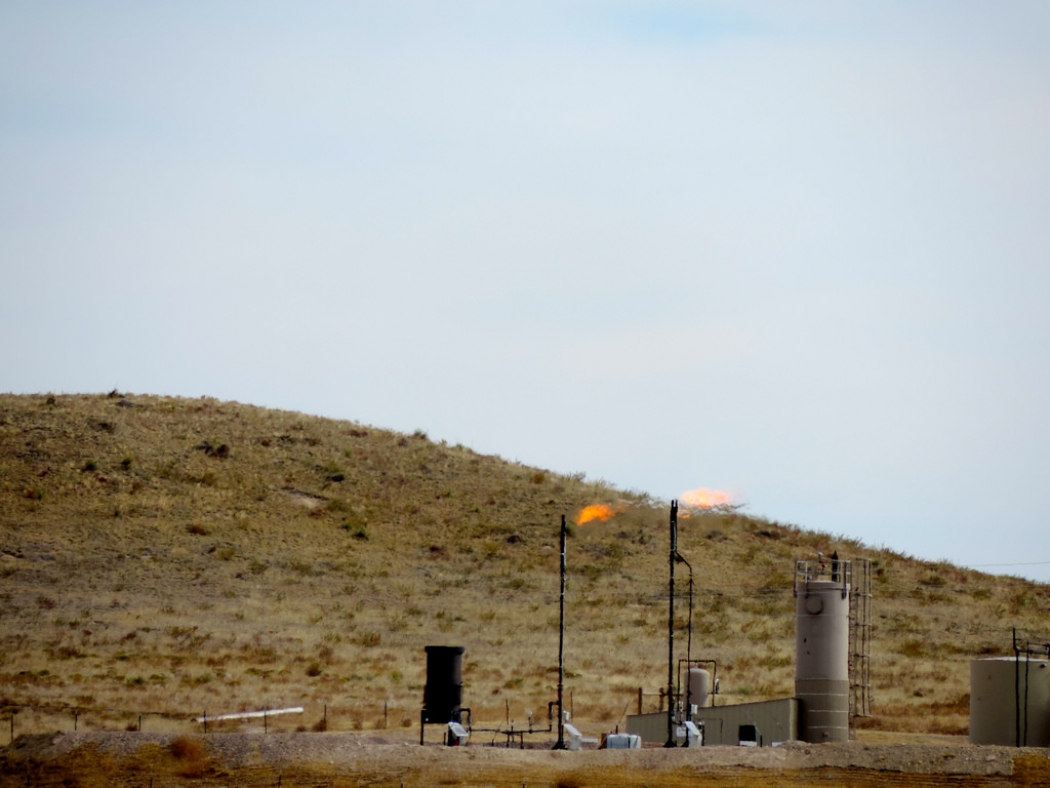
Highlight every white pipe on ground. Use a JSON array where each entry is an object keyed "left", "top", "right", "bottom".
[{"left": 193, "top": 706, "right": 304, "bottom": 723}]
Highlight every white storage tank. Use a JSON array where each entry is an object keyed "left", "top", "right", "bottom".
[
  {"left": 688, "top": 667, "right": 712, "bottom": 711},
  {"left": 970, "top": 657, "right": 1050, "bottom": 746},
  {"left": 795, "top": 576, "right": 849, "bottom": 743}
]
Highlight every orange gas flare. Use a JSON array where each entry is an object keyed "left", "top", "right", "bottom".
[
  {"left": 576, "top": 504, "right": 615, "bottom": 525},
  {"left": 680, "top": 488, "right": 732, "bottom": 509}
]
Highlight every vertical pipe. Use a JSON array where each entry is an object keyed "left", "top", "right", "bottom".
[
  {"left": 687, "top": 572, "right": 693, "bottom": 669},
  {"left": 1024, "top": 651, "right": 1031, "bottom": 746},
  {"left": 665, "top": 501, "right": 678, "bottom": 747},
  {"left": 676, "top": 556, "right": 693, "bottom": 719},
  {"left": 553, "top": 514, "right": 567, "bottom": 749},
  {"left": 1012, "top": 630, "right": 1020, "bottom": 748}
]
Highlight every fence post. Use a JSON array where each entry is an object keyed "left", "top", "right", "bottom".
[
  {"left": 73, "top": 710, "right": 78, "bottom": 731},
  {"left": 203, "top": 711, "right": 207, "bottom": 735}
]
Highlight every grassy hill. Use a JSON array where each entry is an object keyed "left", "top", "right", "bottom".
[{"left": 1, "top": 392, "right": 1046, "bottom": 739}]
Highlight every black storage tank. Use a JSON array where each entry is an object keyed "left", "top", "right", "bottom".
[{"left": 423, "top": 645, "right": 465, "bottom": 723}]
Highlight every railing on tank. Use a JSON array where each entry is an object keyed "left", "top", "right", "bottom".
[{"left": 793, "top": 557, "right": 851, "bottom": 598}]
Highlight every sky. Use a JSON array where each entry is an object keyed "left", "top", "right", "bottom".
[{"left": 2, "top": 2, "right": 1049, "bottom": 581}]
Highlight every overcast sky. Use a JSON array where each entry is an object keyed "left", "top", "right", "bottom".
[{"left": 3, "top": 2, "right": 1049, "bottom": 581}]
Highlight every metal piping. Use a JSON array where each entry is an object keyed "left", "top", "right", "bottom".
[{"left": 1014, "top": 627, "right": 1021, "bottom": 748}]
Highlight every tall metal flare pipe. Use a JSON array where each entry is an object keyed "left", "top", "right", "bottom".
[
  {"left": 553, "top": 514, "right": 567, "bottom": 749},
  {"left": 665, "top": 500, "right": 678, "bottom": 747}
]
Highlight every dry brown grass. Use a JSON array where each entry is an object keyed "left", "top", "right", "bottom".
[
  {"left": 1, "top": 392, "right": 1048, "bottom": 740},
  {"left": 168, "top": 734, "right": 211, "bottom": 777}
]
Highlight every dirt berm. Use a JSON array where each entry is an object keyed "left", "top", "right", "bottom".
[{"left": 4, "top": 731, "right": 1050, "bottom": 787}]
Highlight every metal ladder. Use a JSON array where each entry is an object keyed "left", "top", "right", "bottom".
[{"left": 848, "top": 557, "right": 873, "bottom": 734}]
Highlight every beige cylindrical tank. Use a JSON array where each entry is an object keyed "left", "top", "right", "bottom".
[
  {"left": 795, "top": 579, "right": 849, "bottom": 743},
  {"left": 687, "top": 668, "right": 711, "bottom": 710},
  {"left": 970, "top": 657, "right": 1050, "bottom": 746}
]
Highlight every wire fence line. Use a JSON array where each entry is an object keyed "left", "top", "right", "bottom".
[{"left": 1, "top": 699, "right": 413, "bottom": 742}]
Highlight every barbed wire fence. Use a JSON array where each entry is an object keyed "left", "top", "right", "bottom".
[{"left": 0, "top": 699, "right": 418, "bottom": 744}]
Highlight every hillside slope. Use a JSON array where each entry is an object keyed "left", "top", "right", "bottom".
[{"left": 1, "top": 393, "right": 1046, "bottom": 737}]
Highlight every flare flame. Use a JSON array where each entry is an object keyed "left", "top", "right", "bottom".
[
  {"left": 680, "top": 488, "right": 732, "bottom": 509},
  {"left": 575, "top": 504, "right": 616, "bottom": 525}
]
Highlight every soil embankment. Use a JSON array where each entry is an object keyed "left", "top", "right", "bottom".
[{"left": 5, "top": 732, "right": 1050, "bottom": 787}]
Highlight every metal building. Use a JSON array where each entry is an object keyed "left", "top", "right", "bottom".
[{"left": 627, "top": 699, "right": 799, "bottom": 746}]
